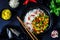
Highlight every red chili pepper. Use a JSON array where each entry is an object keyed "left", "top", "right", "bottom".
[
  {"left": 28, "top": 17, "right": 30, "bottom": 20},
  {"left": 26, "top": 22, "right": 30, "bottom": 24},
  {"left": 23, "top": 0, "right": 29, "bottom": 5},
  {"left": 35, "top": 10, "right": 37, "bottom": 14},
  {"left": 31, "top": 14, "right": 35, "bottom": 16},
  {"left": 29, "top": 0, "right": 37, "bottom": 3},
  {"left": 23, "top": 0, "right": 37, "bottom": 5}
]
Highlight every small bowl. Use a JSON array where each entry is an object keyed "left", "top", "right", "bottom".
[{"left": 0, "top": 8, "right": 17, "bottom": 21}]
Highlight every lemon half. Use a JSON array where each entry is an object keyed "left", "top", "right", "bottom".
[{"left": 1, "top": 9, "right": 12, "bottom": 20}]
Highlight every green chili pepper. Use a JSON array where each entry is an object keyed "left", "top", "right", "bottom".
[
  {"left": 56, "top": 0, "right": 60, "bottom": 3},
  {"left": 49, "top": 0, "right": 60, "bottom": 16}
]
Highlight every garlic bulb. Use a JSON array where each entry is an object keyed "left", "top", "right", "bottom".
[
  {"left": 9, "top": 0, "right": 19, "bottom": 8},
  {"left": 51, "top": 30, "right": 58, "bottom": 38}
]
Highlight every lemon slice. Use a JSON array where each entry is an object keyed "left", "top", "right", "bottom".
[{"left": 1, "top": 9, "right": 12, "bottom": 20}]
